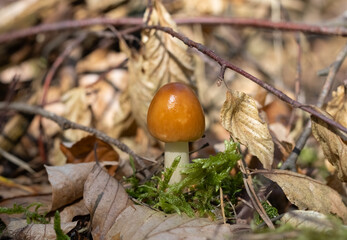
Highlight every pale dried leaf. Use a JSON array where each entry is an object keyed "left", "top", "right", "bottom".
[
  {"left": 220, "top": 90, "right": 274, "bottom": 169},
  {"left": 311, "top": 110, "right": 347, "bottom": 182},
  {"left": 61, "top": 88, "right": 91, "bottom": 141},
  {"left": 83, "top": 164, "right": 249, "bottom": 239},
  {"left": 83, "top": 164, "right": 131, "bottom": 239},
  {"left": 106, "top": 204, "right": 249, "bottom": 240},
  {"left": 46, "top": 162, "right": 95, "bottom": 211},
  {"left": 258, "top": 169, "right": 347, "bottom": 223},
  {"left": 326, "top": 85, "right": 347, "bottom": 128},
  {"left": 4, "top": 219, "right": 76, "bottom": 240},
  {"left": 59, "top": 199, "right": 89, "bottom": 223},
  {"left": 281, "top": 210, "right": 335, "bottom": 231},
  {"left": 124, "top": 0, "right": 196, "bottom": 131}
]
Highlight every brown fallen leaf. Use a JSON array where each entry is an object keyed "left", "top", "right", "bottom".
[
  {"left": 281, "top": 210, "right": 335, "bottom": 231},
  {"left": 220, "top": 90, "right": 274, "bottom": 169},
  {"left": 326, "top": 85, "right": 347, "bottom": 128},
  {"left": 61, "top": 87, "right": 92, "bottom": 141},
  {"left": 83, "top": 163, "right": 132, "bottom": 239},
  {"left": 256, "top": 169, "right": 347, "bottom": 223},
  {"left": 84, "top": 163, "right": 250, "bottom": 240},
  {"left": 2, "top": 219, "right": 76, "bottom": 240},
  {"left": 60, "top": 135, "right": 119, "bottom": 176},
  {"left": 311, "top": 110, "right": 347, "bottom": 182},
  {"left": 122, "top": 0, "right": 196, "bottom": 131},
  {"left": 106, "top": 204, "right": 249, "bottom": 240},
  {"left": 59, "top": 199, "right": 89, "bottom": 223},
  {"left": 46, "top": 162, "right": 95, "bottom": 211}
]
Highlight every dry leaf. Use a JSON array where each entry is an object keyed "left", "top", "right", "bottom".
[
  {"left": 123, "top": 0, "right": 196, "bottom": 131},
  {"left": 257, "top": 169, "right": 347, "bottom": 223},
  {"left": 326, "top": 85, "right": 347, "bottom": 128},
  {"left": 281, "top": 210, "right": 335, "bottom": 231},
  {"left": 3, "top": 219, "right": 76, "bottom": 240},
  {"left": 61, "top": 87, "right": 91, "bottom": 141},
  {"left": 46, "top": 162, "right": 95, "bottom": 211},
  {"left": 60, "top": 135, "right": 119, "bottom": 176},
  {"left": 83, "top": 164, "right": 250, "bottom": 239},
  {"left": 0, "top": 0, "right": 60, "bottom": 33},
  {"left": 311, "top": 110, "right": 347, "bottom": 182},
  {"left": 106, "top": 204, "right": 249, "bottom": 240},
  {"left": 83, "top": 163, "right": 132, "bottom": 239},
  {"left": 220, "top": 90, "right": 274, "bottom": 169},
  {"left": 59, "top": 199, "right": 89, "bottom": 223}
]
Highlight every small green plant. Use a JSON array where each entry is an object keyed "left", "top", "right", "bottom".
[
  {"left": 126, "top": 140, "right": 243, "bottom": 218},
  {"left": 253, "top": 201, "right": 279, "bottom": 225},
  {"left": 0, "top": 202, "right": 48, "bottom": 224},
  {"left": 54, "top": 211, "right": 70, "bottom": 240}
]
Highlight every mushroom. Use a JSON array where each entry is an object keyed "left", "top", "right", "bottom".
[{"left": 147, "top": 82, "right": 205, "bottom": 183}]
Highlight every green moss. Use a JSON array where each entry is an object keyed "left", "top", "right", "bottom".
[
  {"left": 0, "top": 202, "right": 48, "bottom": 224},
  {"left": 253, "top": 201, "right": 279, "bottom": 225},
  {"left": 126, "top": 140, "right": 243, "bottom": 218}
]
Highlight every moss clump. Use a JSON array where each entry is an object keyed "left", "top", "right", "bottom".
[
  {"left": 0, "top": 202, "right": 48, "bottom": 224},
  {"left": 126, "top": 140, "right": 243, "bottom": 218}
]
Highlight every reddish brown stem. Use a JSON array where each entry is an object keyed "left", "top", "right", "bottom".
[
  {"left": 1, "top": 17, "right": 347, "bottom": 44},
  {"left": 144, "top": 25, "right": 347, "bottom": 134}
]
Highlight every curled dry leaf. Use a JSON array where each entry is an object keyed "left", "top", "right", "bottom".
[
  {"left": 46, "top": 162, "right": 95, "bottom": 211},
  {"left": 60, "top": 135, "right": 119, "bottom": 176},
  {"left": 311, "top": 109, "right": 347, "bottom": 182},
  {"left": 257, "top": 169, "right": 347, "bottom": 223},
  {"left": 326, "top": 85, "right": 347, "bottom": 128},
  {"left": 220, "top": 90, "right": 274, "bottom": 169},
  {"left": 84, "top": 164, "right": 250, "bottom": 240},
  {"left": 123, "top": 0, "right": 196, "bottom": 131}
]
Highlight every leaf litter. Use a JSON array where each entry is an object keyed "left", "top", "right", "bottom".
[{"left": 1, "top": 0, "right": 347, "bottom": 239}]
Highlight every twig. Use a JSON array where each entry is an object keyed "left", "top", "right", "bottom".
[
  {"left": 0, "top": 147, "right": 35, "bottom": 174},
  {"left": 287, "top": 33, "right": 302, "bottom": 131},
  {"left": 1, "top": 17, "right": 347, "bottom": 44},
  {"left": 220, "top": 187, "right": 226, "bottom": 224},
  {"left": 145, "top": 25, "right": 347, "bottom": 134},
  {"left": 0, "top": 102, "right": 154, "bottom": 170},
  {"left": 145, "top": 0, "right": 154, "bottom": 26},
  {"left": 281, "top": 41, "right": 347, "bottom": 171},
  {"left": 239, "top": 159, "right": 275, "bottom": 229},
  {"left": 41, "top": 33, "right": 87, "bottom": 106},
  {"left": 38, "top": 33, "right": 87, "bottom": 163}
]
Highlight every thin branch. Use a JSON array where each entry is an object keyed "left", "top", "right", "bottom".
[
  {"left": 239, "top": 159, "right": 275, "bottom": 229},
  {"left": 0, "top": 102, "right": 154, "bottom": 169},
  {"left": 145, "top": 25, "right": 347, "bottom": 134},
  {"left": 0, "top": 18, "right": 141, "bottom": 44},
  {"left": 1, "top": 17, "right": 347, "bottom": 44},
  {"left": 0, "top": 147, "right": 35, "bottom": 174},
  {"left": 41, "top": 33, "right": 87, "bottom": 106},
  {"left": 287, "top": 33, "right": 302, "bottom": 131}
]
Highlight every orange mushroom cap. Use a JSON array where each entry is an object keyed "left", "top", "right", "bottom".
[{"left": 147, "top": 82, "right": 205, "bottom": 143}]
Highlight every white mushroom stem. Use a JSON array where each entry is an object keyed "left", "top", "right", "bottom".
[{"left": 164, "top": 141, "right": 189, "bottom": 184}]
